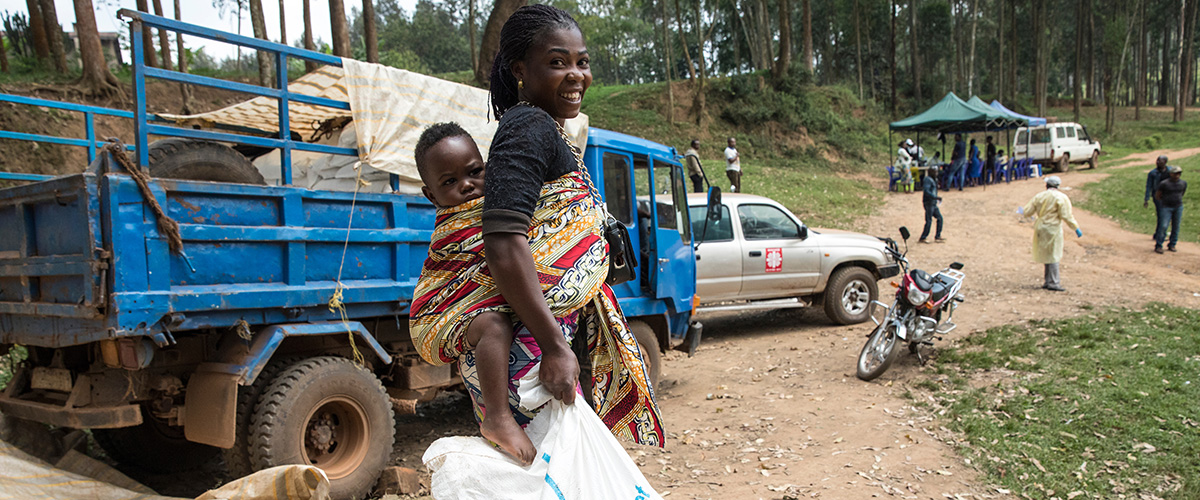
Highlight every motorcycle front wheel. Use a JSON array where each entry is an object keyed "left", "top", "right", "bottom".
[{"left": 857, "top": 322, "right": 902, "bottom": 381}]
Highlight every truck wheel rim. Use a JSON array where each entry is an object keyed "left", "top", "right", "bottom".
[
  {"left": 301, "top": 395, "right": 370, "bottom": 479},
  {"left": 841, "top": 280, "right": 870, "bottom": 316}
]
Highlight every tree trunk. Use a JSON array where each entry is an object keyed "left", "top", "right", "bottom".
[
  {"left": 1136, "top": 0, "right": 1146, "bottom": 119},
  {"left": 773, "top": 0, "right": 792, "bottom": 81},
  {"left": 967, "top": 0, "right": 979, "bottom": 95},
  {"left": 250, "top": 0, "right": 272, "bottom": 87},
  {"left": 1159, "top": 17, "right": 1170, "bottom": 105},
  {"left": 329, "top": 0, "right": 351, "bottom": 57},
  {"left": 25, "top": 0, "right": 50, "bottom": 61},
  {"left": 152, "top": 0, "right": 172, "bottom": 71},
  {"left": 1176, "top": 0, "right": 1189, "bottom": 121},
  {"left": 890, "top": 0, "right": 897, "bottom": 117},
  {"left": 1032, "top": 0, "right": 1046, "bottom": 116},
  {"left": 855, "top": 0, "right": 863, "bottom": 100},
  {"left": 73, "top": 0, "right": 121, "bottom": 98},
  {"left": 362, "top": 0, "right": 378, "bottom": 63},
  {"left": 1107, "top": 0, "right": 1139, "bottom": 133},
  {"left": 660, "top": 0, "right": 674, "bottom": 124},
  {"left": 174, "top": 0, "right": 194, "bottom": 113},
  {"left": 37, "top": 0, "right": 67, "bottom": 73},
  {"left": 1178, "top": 0, "right": 1199, "bottom": 120},
  {"left": 694, "top": 0, "right": 709, "bottom": 125},
  {"left": 1088, "top": 0, "right": 1097, "bottom": 100},
  {"left": 911, "top": 0, "right": 921, "bottom": 108},
  {"left": 475, "top": 0, "right": 527, "bottom": 86},
  {"left": 952, "top": 4, "right": 960, "bottom": 93},
  {"left": 135, "top": 0, "right": 158, "bottom": 68},
  {"left": 997, "top": 0, "right": 1005, "bottom": 100},
  {"left": 802, "top": 0, "right": 813, "bottom": 71},
  {"left": 468, "top": 0, "right": 477, "bottom": 72},
  {"left": 303, "top": 0, "right": 317, "bottom": 72},
  {"left": 1080, "top": 0, "right": 1089, "bottom": 121},
  {"left": 278, "top": 0, "right": 287, "bottom": 45},
  {"left": 676, "top": 0, "right": 697, "bottom": 79},
  {"left": 1008, "top": 0, "right": 1016, "bottom": 102},
  {"left": 757, "top": 0, "right": 771, "bottom": 72}
]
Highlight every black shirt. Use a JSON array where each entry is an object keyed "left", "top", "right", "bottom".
[
  {"left": 1156, "top": 178, "right": 1188, "bottom": 208},
  {"left": 482, "top": 105, "right": 579, "bottom": 235}
]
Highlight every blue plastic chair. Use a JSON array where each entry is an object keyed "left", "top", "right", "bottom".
[
  {"left": 1009, "top": 159, "right": 1025, "bottom": 180},
  {"left": 887, "top": 165, "right": 902, "bottom": 192}
]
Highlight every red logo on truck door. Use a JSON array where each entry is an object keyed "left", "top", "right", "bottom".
[{"left": 765, "top": 248, "right": 783, "bottom": 272}]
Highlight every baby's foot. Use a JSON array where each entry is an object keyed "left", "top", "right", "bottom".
[{"left": 480, "top": 414, "right": 536, "bottom": 466}]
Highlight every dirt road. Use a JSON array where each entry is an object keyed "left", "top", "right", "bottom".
[{"left": 376, "top": 156, "right": 1200, "bottom": 500}]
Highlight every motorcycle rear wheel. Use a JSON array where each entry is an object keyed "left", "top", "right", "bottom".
[{"left": 857, "top": 322, "right": 902, "bottom": 381}]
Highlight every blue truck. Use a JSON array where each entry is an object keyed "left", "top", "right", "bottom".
[{"left": 0, "top": 11, "right": 705, "bottom": 499}]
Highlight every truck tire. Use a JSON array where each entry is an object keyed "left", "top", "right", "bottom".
[
  {"left": 147, "top": 138, "right": 266, "bottom": 185},
  {"left": 1088, "top": 150, "right": 1099, "bottom": 169},
  {"left": 1057, "top": 153, "right": 1070, "bottom": 173},
  {"left": 249, "top": 356, "right": 394, "bottom": 500},
  {"left": 92, "top": 405, "right": 221, "bottom": 473},
  {"left": 223, "top": 356, "right": 298, "bottom": 479},
  {"left": 823, "top": 266, "right": 877, "bottom": 325},
  {"left": 629, "top": 320, "right": 661, "bottom": 394}
]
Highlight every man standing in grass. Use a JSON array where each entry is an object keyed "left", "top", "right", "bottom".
[
  {"left": 1154, "top": 165, "right": 1187, "bottom": 254},
  {"left": 725, "top": 137, "right": 742, "bottom": 193},
  {"left": 685, "top": 140, "right": 704, "bottom": 193},
  {"left": 1020, "top": 176, "right": 1082, "bottom": 291},
  {"left": 1145, "top": 156, "right": 1170, "bottom": 242}
]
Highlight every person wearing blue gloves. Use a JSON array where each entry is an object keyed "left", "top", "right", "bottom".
[{"left": 1018, "top": 176, "right": 1082, "bottom": 291}]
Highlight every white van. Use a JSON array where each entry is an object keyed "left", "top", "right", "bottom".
[{"left": 1013, "top": 122, "right": 1101, "bottom": 172}]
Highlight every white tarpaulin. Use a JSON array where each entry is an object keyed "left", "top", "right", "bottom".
[{"left": 161, "top": 59, "right": 588, "bottom": 191}]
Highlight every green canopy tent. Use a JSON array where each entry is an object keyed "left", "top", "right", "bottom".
[{"left": 888, "top": 92, "right": 1027, "bottom": 167}]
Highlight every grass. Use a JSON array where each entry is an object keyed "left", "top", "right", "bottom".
[
  {"left": 1078, "top": 156, "right": 1199, "bottom": 244},
  {"left": 923, "top": 303, "right": 1200, "bottom": 499}
]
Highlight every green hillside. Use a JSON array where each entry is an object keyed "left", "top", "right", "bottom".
[{"left": 581, "top": 71, "right": 890, "bottom": 229}]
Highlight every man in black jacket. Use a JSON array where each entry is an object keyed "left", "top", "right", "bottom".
[
  {"left": 919, "top": 166, "right": 945, "bottom": 243},
  {"left": 1145, "top": 156, "right": 1169, "bottom": 242}
]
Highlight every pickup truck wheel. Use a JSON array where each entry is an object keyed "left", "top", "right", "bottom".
[
  {"left": 1088, "top": 150, "right": 1099, "bottom": 169},
  {"left": 1057, "top": 153, "right": 1070, "bottom": 173},
  {"left": 223, "top": 356, "right": 298, "bottom": 479},
  {"left": 823, "top": 267, "right": 877, "bottom": 325},
  {"left": 92, "top": 405, "right": 221, "bottom": 473},
  {"left": 249, "top": 356, "right": 394, "bottom": 500},
  {"left": 629, "top": 320, "right": 661, "bottom": 394},
  {"left": 147, "top": 138, "right": 266, "bottom": 184}
]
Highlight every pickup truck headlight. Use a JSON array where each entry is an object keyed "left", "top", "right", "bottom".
[{"left": 906, "top": 284, "right": 930, "bottom": 306}]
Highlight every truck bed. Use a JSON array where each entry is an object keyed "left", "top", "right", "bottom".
[{"left": 0, "top": 169, "right": 434, "bottom": 348}]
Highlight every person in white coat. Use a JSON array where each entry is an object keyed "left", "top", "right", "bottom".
[{"left": 1019, "top": 176, "right": 1082, "bottom": 291}]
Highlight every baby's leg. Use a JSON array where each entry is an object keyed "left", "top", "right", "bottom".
[{"left": 468, "top": 311, "right": 536, "bottom": 465}]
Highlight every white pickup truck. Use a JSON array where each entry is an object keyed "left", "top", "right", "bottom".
[{"left": 686, "top": 193, "right": 900, "bottom": 324}]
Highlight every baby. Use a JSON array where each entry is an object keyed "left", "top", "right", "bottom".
[{"left": 414, "top": 123, "right": 537, "bottom": 465}]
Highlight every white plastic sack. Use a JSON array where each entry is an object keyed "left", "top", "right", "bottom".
[{"left": 422, "top": 368, "right": 663, "bottom": 500}]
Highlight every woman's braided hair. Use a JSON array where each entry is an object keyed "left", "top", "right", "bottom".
[{"left": 489, "top": 4, "right": 581, "bottom": 119}]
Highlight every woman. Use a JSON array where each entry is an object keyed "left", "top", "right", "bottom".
[{"left": 410, "top": 4, "right": 663, "bottom": 453}]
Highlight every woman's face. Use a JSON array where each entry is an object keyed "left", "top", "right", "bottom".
[{"left": 513, "top": 27, "right": 592, "bottom": 124}]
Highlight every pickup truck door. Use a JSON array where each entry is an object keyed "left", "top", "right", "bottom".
[
  {"left": 689, "top": 204, "right": 740, "bottom": 301},
  {"left": 735, "top": 203, "right": 821, "bottom": 299}
]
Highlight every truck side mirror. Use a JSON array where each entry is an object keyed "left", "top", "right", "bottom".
[
  {"left": 706, "top": 186, "right": 722, "bottom": 221},
  {"left": 799, "top": 225, "right": 808, "bottom": 239}
]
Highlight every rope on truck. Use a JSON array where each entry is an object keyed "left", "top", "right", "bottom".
[
  {"left": 328, "top": 161, "right": 369, "bottom": 366},
  {"left": 102, "top": 142, "right": 184, "bottom": 254}
]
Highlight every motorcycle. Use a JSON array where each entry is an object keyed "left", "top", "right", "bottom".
[{"left": 856, "top": 227, "right": 966, "bottom": 381}]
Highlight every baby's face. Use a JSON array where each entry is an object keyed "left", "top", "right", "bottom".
[{"left": 421, "top": 135, "right": 486, "bottom": 208}]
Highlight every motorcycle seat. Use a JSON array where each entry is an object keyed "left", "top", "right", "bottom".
[
  {"left": 909, "top": 269, "right": 933, "bottom": 291},
  {"left": 930, "top": 282, "right": 950, "bottom": 303}
]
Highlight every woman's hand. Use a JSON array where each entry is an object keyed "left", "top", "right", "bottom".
[{"left": 485, "top": 232, "right": 579, "bottom": 404}]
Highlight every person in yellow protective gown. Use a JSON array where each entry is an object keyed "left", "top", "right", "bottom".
[{"left": 1019, "top": 176, "right": 1082, "bottom": 291}]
